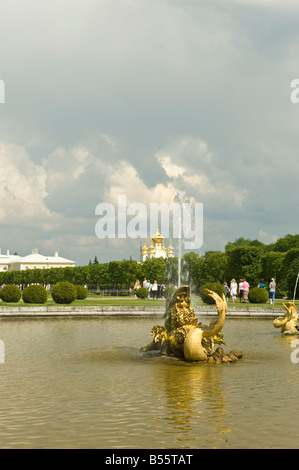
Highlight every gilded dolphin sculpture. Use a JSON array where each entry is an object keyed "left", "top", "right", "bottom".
[
  {"left": 273, "top": 302, "right": 299, "bottom": 335},
  {"left": 141, "top": 285, "right": 242, "bottom": 363}
]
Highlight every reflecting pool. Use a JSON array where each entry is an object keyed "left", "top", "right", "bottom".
[{"left": 0, "top": 316, "right": 298, "bottom": 449}]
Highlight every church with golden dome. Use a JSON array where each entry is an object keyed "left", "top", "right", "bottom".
[{"left": 141, "top": 226, "right": 175, "bottom": 261}]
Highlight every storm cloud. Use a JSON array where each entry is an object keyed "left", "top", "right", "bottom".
[{"left": 0, "top": 0, "right": 298, "bottom": 264}]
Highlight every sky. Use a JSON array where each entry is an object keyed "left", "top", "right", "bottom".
[{"left": 0, "top": 0, "right": 298, "bottom": 266}]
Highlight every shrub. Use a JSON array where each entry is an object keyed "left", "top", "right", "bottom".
[
  {"left": 200, "top": 282, "right": 226, "bottom": 304},
  {"left": 22, "top": 284, "right": 48, "bottom": 304},
  {"left": 0, "top": 285, "right": 22, "bottom": 303},
  {"left": 76, "top": 285, "right": 88, "bottom": 300},
  {"left": 248, "top": 286, "right": 268, "bottom": 304},
  {"left": 51, "top": 281, "right": 77, "bottom": 304},
  {"left": 135, "top": 287, "right": 149, "bottom": 299}
]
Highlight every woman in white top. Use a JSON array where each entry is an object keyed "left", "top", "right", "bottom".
[
  {"left": 230, "top": 278, "right": 237, "bottom": 303},
  {"left": 151, "top": 280, "right": 158, "bottom": 300},
  {"left": 269, "top": 278, "right": 276, "bottom": 304}
]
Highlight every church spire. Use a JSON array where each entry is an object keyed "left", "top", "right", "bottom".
[
  {"left": 142, "top": 226, "right": 175, "bottom": 260},
  {"left": 167, "top": 239, "right": 174, "bottom": 258}
]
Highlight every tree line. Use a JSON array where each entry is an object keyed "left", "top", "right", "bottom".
[{"left": 0, "top": 234, "right": 298, "bottom": 298}]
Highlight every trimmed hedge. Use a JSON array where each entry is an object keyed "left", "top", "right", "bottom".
[
  {"left": 22, "top": 284, "right": 48, "bottom": 304},
  {"left": 76, "top": 285, "right": 88, "bottom": 300},
  {"left": 51, "top": 281, "right": 77, "bottom": 304},
  {"left": 200, "top": 282, "right": 226, "bottom": 304},
  {"left": 248, "top": 286, "right": 268, "bottom": 304},
  {"left": 0, "top": 285, "right": 22, "bottom": 303},
  {"left": 135, "top": 287, "right": 149, "bottom": 299}
]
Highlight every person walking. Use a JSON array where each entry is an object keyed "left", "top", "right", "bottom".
[
  {"left": 269, "top": 278, "right": 276, "bottom": 305},
  {"left": 258, "top": 278, "right": 266, "bottom": 289},
  {"left": 239, "top": 279, "right": 244, "bottom": 303},
  {"left": 223, "top": 282, "right": 230, "bottom": 302},
  {"left": 151, "top": 280, "right": 158, "bottom": 300},
  {"left": 145, "top": 279, "right": 152, "bottom": 299},
  {"left": 133, "top": 279, "right": 141, "bottom": 298},
  {"left": 242, "top": 278, "right": 250, "bottom": 303},
  {"left": 230, "top": 278, "right": 238, "bottom": 303}
]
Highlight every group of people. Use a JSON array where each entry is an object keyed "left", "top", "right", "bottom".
[
  {"left": 223, "top": 277, "right": 276, "bottom": 304},
  {"left": 223, "top": 278, "right": 250, "bottom": 303},
  {"left": 223, "top": 277, "right": 276, "bottom": 305},
  {"left": 133, "top": 278, "right": 165, "bottom": 300}
]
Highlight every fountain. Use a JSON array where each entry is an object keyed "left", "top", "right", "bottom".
[
  {"left": 293, "top": 270, "right": 299, "bottom": 303},
  {"left": 273, "top": 271, "right": 299, "bottom": 335},
  {"left": 141, "top": 285, "right": 243, "bottom": 363},
  {"left": 173, "top": 190, "right": 190, "bottom": 288},
  {"left": 273, "top": 302, "right": 299, "bottom": 335}
]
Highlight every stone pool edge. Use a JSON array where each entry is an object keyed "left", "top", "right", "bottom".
[{"left": 0, "top": 305, "right": 285, "bottom": 318}]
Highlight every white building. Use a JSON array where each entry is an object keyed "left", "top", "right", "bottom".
[
  {"left": 0, "top": 249, "right": 75, "bottom": 272},
  {"left": 142, "top": 226, "right": 175, "bottom": 262}
]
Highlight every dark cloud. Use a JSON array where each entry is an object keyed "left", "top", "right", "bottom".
[{"left": 0, "top": 0, "right": 298, "bottom": 264}]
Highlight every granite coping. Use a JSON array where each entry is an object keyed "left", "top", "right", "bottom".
[{"left": 0, "top": 304, "right": 287, "bottom": 318}]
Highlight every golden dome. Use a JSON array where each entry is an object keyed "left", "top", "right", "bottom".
[
  {"left": 149, "top": 241, "right": 155, "bottom": 254},
  {"left": 151, "top": 225, "right": 164, "bottom": 244}
]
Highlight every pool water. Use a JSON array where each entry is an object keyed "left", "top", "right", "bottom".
[{"left": 0, "top": 316, "right": 298, "bottom": 449}]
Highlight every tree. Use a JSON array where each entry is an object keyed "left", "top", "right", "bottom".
[
  {"left": 225, "top": 237, "right": 265, "bottom": 251},
  {"left": 43, "top": 268, "right": 64, "bottom": 286},
  {"left": 62, "top": 267, "right": 76, "bottom": 284},
  {"left": 22, "top": 268, "right": 44, "bottom": 285},
  {"left": 142, "top": 258, "right": 166, "bottom": 284},
  {"left": 283, "top": 249, "right": 299, "bottom": 299},
  {"left": 6, "top": 270, "right": 23, "bottom": 285},
  {"left": 121, "top": 259, "right": 140, "bottom": 289},
  {"left": 181, "top": 252, "right": 200, "bottom": 287},
  {"left": 88, "top": 263, "right": 106, "bottom": 290},
  {"left": 202, "top": 251, "right": 228, "bottom": 284},
  {"left": 273, "top": 234, "right": 299, "bottom": 253},
  {"left": 73, "top": 266, "right": 90, "bottom": 285},
  {"left": 108, "top": 261, "right": 123, "bottom": 289},
  {"left": 261, "top": 251, "right": 285, "bottom": 291},
  {"left": 226, "top": 246, "right": 262, "bottom": 286}
]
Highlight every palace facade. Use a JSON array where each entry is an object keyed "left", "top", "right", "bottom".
[{"left": 0, "top": 249, "right": 75, "bottom": 272}]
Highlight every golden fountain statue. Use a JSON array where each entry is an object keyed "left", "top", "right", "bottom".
[
  {"left": 141, "top": 285, "right": 243, "bottom": 363},
  {"left": 273, "top": 302, "right": 299, "bottom": 335}
]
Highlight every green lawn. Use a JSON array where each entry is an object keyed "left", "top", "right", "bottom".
[
  {"left": 0, "top": 296, "right": 297, "bottom": 308},
  {"left": 196, "top": 298, "right": 298, "bottom": 309},
  {"left": 0, "top": 298, "right": 167, "bottom": 307}
]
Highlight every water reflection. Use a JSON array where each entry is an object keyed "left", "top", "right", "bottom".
[{"left": 151, "top": 360, "right": 231, "bottom": 447}]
